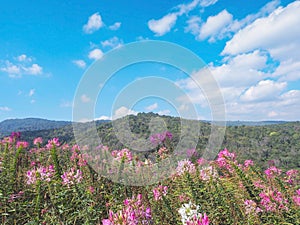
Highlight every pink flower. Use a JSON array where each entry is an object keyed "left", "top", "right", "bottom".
[
  {"left": 152, "top": 185, "right": 168, "bottom": 201},
  {"left": 293, "top": 189, "right": 300, "bottom": 206},
  {"left": 46, "top": 138, "right": 60, "bottom": 149},
  {"left": 186, "top": 213, "right": 210, "bottom": 225},
  {"left": 61, "top": 168, "right": 83, "bottom": 187},
  {"left": 102, "top": 219, "right": 112, "bottom": 225},
  {"left": 33, "top": 137, "right": 43, "bottom": 145},
  {"left": 103, "top": 194, "right": 152, "bottom": 224},
  {"left": 149, "top": 131, "right": 172, "bottom": 145},
  {"left": 244, "top": 160, "right": 254, "bottom": 168},
  {"left": 215, "top": 149, "right": 236, "bottom": 173},
  {"left": 285, "top": 169, "right": 298, "bottom": 184},
  {"left": 244, "top": 199, "right": 262, "bottom": 215},
  {"left": 26, "top": 165, "right": 55, "bottom": 185},
  {"left": 112, "top": 148, "right": 133, "bottom": 163},
  {"left": 197, "top": 158, "right": 206, "bottom": 166},
  {"left": 176, "top": 159, "right": 196, "bottom": 176},
  {"left": 264, "top": 166, "right": 282, "bottom": 179},
  {"left": 16, "top": 141, "right": 29, "bottom": 149},
  {"left": 88, "top": 186, "right": 95, "bottom": 194},
  {"left": 199, "top": 166, "right": 218, "bottom": 181}
]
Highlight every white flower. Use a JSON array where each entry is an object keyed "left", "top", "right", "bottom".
[{"left": 178, "top": 201, "right": 200, "bottom": 224}]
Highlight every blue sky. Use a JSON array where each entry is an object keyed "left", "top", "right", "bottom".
[{"left": 0, "top": 0, "right": 300, "bottom": 122}]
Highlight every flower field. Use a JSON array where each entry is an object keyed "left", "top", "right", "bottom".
[{"left": 0, "top": 132, "right": 299, "bottom": 224}]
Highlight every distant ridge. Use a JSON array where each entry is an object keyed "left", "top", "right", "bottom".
[
  {"left": 223, "top": 120, "right": 288, "bottom": 126},
  {"left": 0, "top": 118, "right": 71, "bottom": 137}
]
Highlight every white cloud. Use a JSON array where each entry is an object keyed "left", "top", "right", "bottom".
[
  {"left": 185, "top": 16, "right": 201, "bottom": 35},
  {"left": 240, "top": 80, "right": 287, "bottom": 102},
  {"left": 95, "top": 115, "right": 111, "bottom": 120},
  {"left": 81, "top": 94, "right": 91, "bottom": 103},
  {"left": 88, "top": 48, "right": 103, "bottom": 60},
  {"left": 73, "top": 60, "right": 86, "bottom": 69},
  {"left": 101, "top": 37, "right": 123, "bottom": 49},
  {"left": 199, "top": 0, "right": 218, "bottom": 7},
  {"left": 30, "top": 99, "right": 36, "bottom": 104},
  {"left": 109, "top": 22, "right": 121, "bottom": 30},
  {"left": 0, "top": 106, "right": 11, "bottom": 112},
  {"left": 113, "top": 106, "right": 138, "bottom": 120},
  {"left": 17, "top": 54, "right": 32, "bottom": 62},
  {"left": 157, "top": 109, "right": 171, "bottom": 115},
  {"left": 29, "top": 89, "right": 35, "bottom": 97},
  {"left": 145, "top": 103, "right": 158, "bottom": 111},
  {"left": 147, "top": 0, "right": 217, "bottom": 36},
  {"left": 1, "top": 61, "right": 21, "bottom": 74},
  {"left": 198, "top": 9, "right": 233, "bottom": 42},
  {"left": 83, "top": 12, "right": 104, "bottom": 34},
  {"left": 222, "top": 1, "right": 300, "bottom": 58},
  {"left": 148, "top": 13, "right": 178, "bottom": 36},
  {"left": 23, "top": 63, "right": 43, "bottom": 75},
  {"left": 1, "top": 54, "right": 44, "bottom": 78}
]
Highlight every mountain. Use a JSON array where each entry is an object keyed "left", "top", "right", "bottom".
[
  {"left": 0, "top": 118, "right": 71, "bottom": 137},
  {"left": 0, "top": 113, "right": 299, "bottom": 170}
]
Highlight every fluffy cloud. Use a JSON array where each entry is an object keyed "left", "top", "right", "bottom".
[
  {"left": 113, "top": 106, "right": 138, "bottom": 120},
  {"left": 101, "top": 36, "right": 123, "bottom": 49},
  {"left": 95, "top": 115, "right": 111, "bottom": 120},
  {"left": 148, "top": 0, "right": 217, "bottom": 36},
  {"left": 240, "top": 80, "right": 287, "bottom": 102},
  {"left": 145, "top": 103, "right": 158, "bottom": 111},
  {"left": 88, "top": 48, "right": 104, "bottom": 60},
  {"left": 23, "top": 64, "right": 42, "bottom": 75},
  {"left": 0, "top": 106, "right": 11, "bottom": 112},
  {"left": 73, "top": 60, "right": 86, "bottom": 69},
  {"left": 109, "top": 22, "right": 121, "bottom": 30},
  {"left": 1, "top": 61, "right": 21, "bottom": 75},
  {"left": 222, "top": 1, "right": 300, "bottom": 58},
  {"left": 199, "top": 0, "right": 218, "bottom": 7},
  {"left": 83, "top": 12, "right": 104, "bottom": 34},
  {"left": 198, "top": 9, "right": 233, "bottom": 42},
  {"left": 148, "top": 13, "right": 178, "bottom": 36},
  {"left": 185, "top": 16, "right": 202, "bottom": 35},
  {"left": 0, "top": 55, "right": 43, "bottom": 78},
  {"left": 17, "top": 54, "right": 32, "bottom": 62}
]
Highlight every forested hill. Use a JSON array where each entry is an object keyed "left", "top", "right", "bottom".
[
  {"left": 0, "top": 118, "right": 71, "bottom": 137},
  {"left": 1, "top": 113, "right": 299, "bottom": 170}
]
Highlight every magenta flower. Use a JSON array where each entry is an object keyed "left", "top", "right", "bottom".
[
  {"left": 46, "top": 137, "right": 60, "bottom": 149},
  {"left": 149, "top": 131, "right": 172, "bottom": 145},
  {"left": 10, "top": 132, "right": 21, "bottom": 140},
  {"left": 293, "top": 189, "right": 300, "bottom": 206},
  {"left": 26, "top": 165, "right": 55, "bottom": 185},
  {"left": 285, "top": 169, "right": 298, "bottom": 184},
  {"left": 264, "top": 166, "right": 282, "bottom": 179},
  {"left": 152, "top": 185, "right": 168, "bottom": 201},
  {"left": 61, "top": 168, "right": 83, "bottom": 187},
  {"left": 103, "top": 194, "right": 152, "bottom": 224},
  {"left": 215, "top": 148, "right": 236, "bottom": 173},
  {"left": 244, "top": 159, "right": 254, "bottom": 168},
  {"left": 112, "top": 148, "right": 133, "bottom": 163},
  {"left": 33, "top": 137, "right": 43, "bottom": 146},
  {"left": 16, "top": 141, "right": 29, "bottom": 149}
]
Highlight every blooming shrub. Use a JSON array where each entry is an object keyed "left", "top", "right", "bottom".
[{"left": 0, "top": 132, "right": 299, "bottom": 224}]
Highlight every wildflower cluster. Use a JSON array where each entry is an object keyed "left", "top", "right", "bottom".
[
  {"left": 178, "top": 201, "right": 209, "bottom": 225},
  {"left": 103, "top": 194, "right": 152, "bottom": 225},
  {"left": 26, "top": 165, "right": 55, "bottom": 185}
]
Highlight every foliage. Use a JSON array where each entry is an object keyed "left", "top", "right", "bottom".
[{"left": 0, "top": 132, "right": 299, "bottom": 224}]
